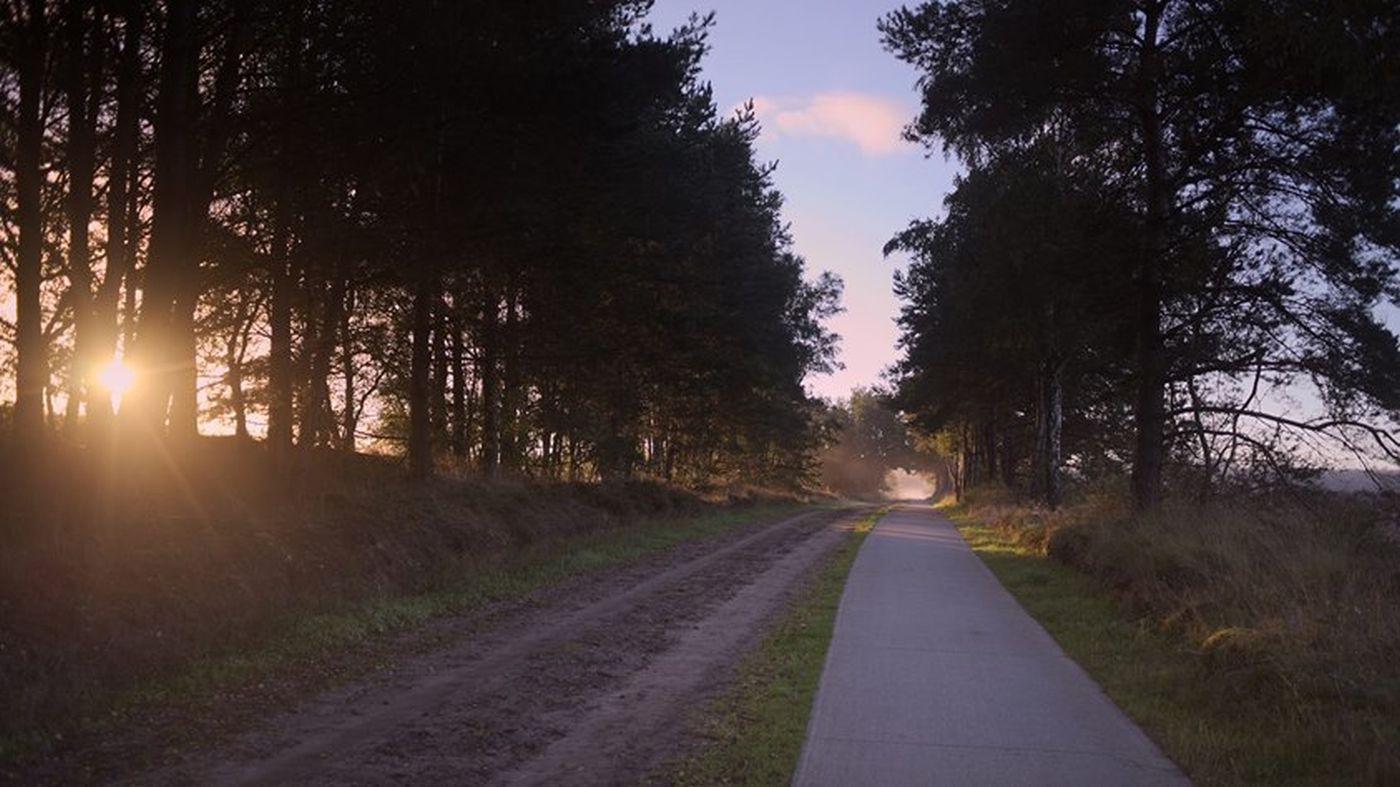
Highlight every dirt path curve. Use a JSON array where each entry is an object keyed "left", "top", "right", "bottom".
[{"left": 138, "top": 506, "right": 858, "bottom": 786}]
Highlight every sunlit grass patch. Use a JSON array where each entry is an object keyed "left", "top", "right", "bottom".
[{"left": 668, "top": 506, "right": 886, "bottom": 786}]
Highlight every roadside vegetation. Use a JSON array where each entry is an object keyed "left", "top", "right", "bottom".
[
  {"left": 668, "top": 507, "right": 886, "bottom": 786},
  {"left": 0, "top": 438, "right": 822, "bottom": 769},
  {"left": 950, "top": 485, "right": 1400, "bottom": 785}
]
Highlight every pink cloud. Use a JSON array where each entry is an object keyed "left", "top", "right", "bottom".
[{"left": 747, "top": 92, "right": 913, "bottom": 156}]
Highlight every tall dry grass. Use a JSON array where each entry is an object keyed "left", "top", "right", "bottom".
[
  {"left": 0, "top": 436, "right": 780, "bottom": 742},
  {"left": 960, "top": 482, "right": 1400, "bottom": 780}
]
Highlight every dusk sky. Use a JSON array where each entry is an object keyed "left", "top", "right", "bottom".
[
  {"left": 649, "top": 1, "right": 1400, "bottom": 412},
  {"left": 650, "top": 0, "right": 961, "bottom": 402}
]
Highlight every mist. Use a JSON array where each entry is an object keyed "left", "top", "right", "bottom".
[{"left": 882, "top": 469, "right": 936, "bottom": 501}]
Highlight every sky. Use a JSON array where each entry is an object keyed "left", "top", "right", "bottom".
[{"left": 649, "top": 0, "right": 961, "bottom": 402}]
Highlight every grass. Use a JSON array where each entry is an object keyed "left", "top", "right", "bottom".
[
  {"left": 947, "top": 491, "right": 1400, "bottom": 786},
  {"left": 2, "top": 440, "right": 735, "bottom": 746},
  {"left": 668, "top": 506, "right": 886, "bottom": 786},
  {"left": 2, "top": 501, "right": 818, "bottom": 770}
]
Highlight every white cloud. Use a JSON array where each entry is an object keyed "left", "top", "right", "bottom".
[{"left": 744, "top": 92, "right": 913, "bottom": 156}]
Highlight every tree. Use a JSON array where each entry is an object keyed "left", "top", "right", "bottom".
[
  {"left": 0, "top": 1, "right": 843, "bottom": 495},
  {"left": 820, "top": 388, "right": 941, "bottom": 499},
  {"left": 7, "top": 0, "right": 49, "bottom": 444},
  {"left": 882, "top": 0, "right": 1400, "bottom": 507},
  {"left": 888, "top": 139, "right": 1138, "bottom": 507}
]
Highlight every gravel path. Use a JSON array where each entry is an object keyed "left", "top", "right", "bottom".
[{"left": 123, "top": 506, "right": 860, "bottom": 785}]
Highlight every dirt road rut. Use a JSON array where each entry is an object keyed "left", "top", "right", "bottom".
[{"left": 143, "top": 507, "right": 858, "bottom": 785}]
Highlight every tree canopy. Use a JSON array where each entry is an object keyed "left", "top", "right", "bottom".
[
  {"left": 882, "top": 0, "right": 1400, "bottom": 506},
  {"left": 0, "top": 1, "right": 842, "bottom": 490}
]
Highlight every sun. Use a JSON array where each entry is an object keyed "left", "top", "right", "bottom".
[{"left": 96, "top": 356, "right": 136, "bottom": 411}]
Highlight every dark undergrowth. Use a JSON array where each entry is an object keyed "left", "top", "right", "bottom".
[
  {"left": 0, "top": 435, "right": 812, "bottom": 766},
  {"left": 950, "top": 484, "right": 1400, "bottom": 785}
]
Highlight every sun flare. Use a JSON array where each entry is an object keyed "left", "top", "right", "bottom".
[{"left": 96, "top": 357, "right": 136, "bottom": 411}]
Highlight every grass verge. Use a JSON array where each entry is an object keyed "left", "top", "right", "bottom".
[
  {"left": 950, "top": 501, "right": 1399, "bottom": 786},
  {"left": 668, "top": 506, "right": 886, "bottom": 786},
  {"left": 3, "top": 501, "right": 819, "bottom": 772}
]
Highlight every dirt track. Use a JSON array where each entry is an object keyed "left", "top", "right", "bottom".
[{"left": 127, "top": 506, "right": 857, "bottom": 785}]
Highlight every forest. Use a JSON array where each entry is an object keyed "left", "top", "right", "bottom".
[
  {"left": 0, "top": 0, "right": 842, "bottom": 494},
  {"left": 880, "top": 0, "right": 1400, "bottom": 508}
]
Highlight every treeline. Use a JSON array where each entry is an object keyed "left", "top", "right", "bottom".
[
  {"left": 818, "top": 388, "right": 945, "bottom": 500},
  {"left": 881, "top": 0, "right": 1400, "bottom": 509},
  {"left": 0, "top": 1, "right": 841, "bottom": 486}
]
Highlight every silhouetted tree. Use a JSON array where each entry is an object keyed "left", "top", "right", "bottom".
[
  {"left": 883, "top": 0, "right": 1400, "bottom": 505},
  {"left": 0, "top": 2, "right": 842, "bottom": 493}
]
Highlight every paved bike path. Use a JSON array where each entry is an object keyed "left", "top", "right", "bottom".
[{"left": 794, "top": 505, "right": 1187, "bottom": 786}]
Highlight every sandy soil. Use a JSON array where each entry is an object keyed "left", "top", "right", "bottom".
[{"left": 102, "top": 506, "right": 858, "bottom": 785}]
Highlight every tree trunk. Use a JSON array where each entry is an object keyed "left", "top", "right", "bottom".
[
  {"left": 165, "top": 4, "right": 248, "bottom": 439},
  {"left": 499, "top": 279, "right": 521, "bottom": 474},
  {"left": 965, "top": 422, "right": 981, "bottom": 488},
  {"left": 340, "top": 285, "right": 357, "bottom": 452},
  {"left": 408, "top": 274, "right": 436, "bottom": 479},
  {"left": 225, "top": 300, "right": 252, "bottom": 439},
  {"left": 268, "top": 217, "right": 294, "bottom": 452},
  {"left": 62, "top": 1, "right": 102, "bottom": 432},
  {"left": 983, "top": 418, "right": 998, "bottom": 480},
  {"left": 431, "top": 294, "right": 449, "bottom": 441},
  {"left": 122, "top": 193, "right": 138, "bottom": 351},
  {"left": 267, "top": 3, "right": 304, "bottom": 454},
  {"left": 956, "top": 422, "right": 972, "bottom": 498},
  {"left": 92, "top": 2, "right": 143, "bottom": 428},
  {"left": 120, "top": 139, "right": 141, "bottom": 358},
  {"left": 14, "top": 0, "right": 49, "bottom": 443},
  {"left": 1001, "top": 429, "right": 1017, "bottom": 489},
  {"left": 1186, "top": 374, "right": 1215, "bottom": 498},
  {"left": 1039, "top": 358, "right": 1064, "bottom": 510},
  {"left": 167, "top": 294, "right": 200, "bottom": 439},
  {"left": 450, "top": 305, "right": 468, "bottom": 458},
  {"left": 130, "top": 0, "right": 197, "bottom": 434},
  {"left": 478, "top": 292, "right": 500, "bottom": 478},
  {"left": 301, "top": 268, "right": 342, "bottom": 447},
  {"left": 1131, "top": 1, "right": 1169, "bottom": 512},
  {"left": 932, "top": 457, "right": 954, "bottom": 501},
  {"left": 1032, "top": 382, "right": 1047, "bottom": 501},
  {"left": 296, "top": 267, "right": 321, "bottom": 446},
  {"left": 663, "top": 434, "right": 676, "bottom": 482}
]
